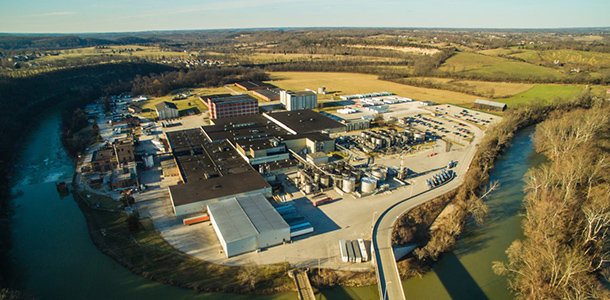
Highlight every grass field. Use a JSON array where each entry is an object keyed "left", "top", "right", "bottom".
[
  {"left": 267, "top": 71, "right": 482, "bottom": 105},
  {"left": 499, "top": 85, "right": 583, "bottom": 105},
  {"left": 36, "top": 46, "right": 194, "bottom": 62},
  {"left": 411, "top": 77, "right": 534, "bottom": 98},
  {"left": 245, "top": 52, "right": 402, "bottom": 64},
  {"left": 440, "top": 52, "right": 564, "bottom": 79},
  {"left": 133, "top": 86, "right": 230, "bottom": 119},
  {"left": 521, "top": 50, "right": 610, "bottom": 69}
]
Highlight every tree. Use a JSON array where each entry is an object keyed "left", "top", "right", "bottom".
[
  {"left": 237, "top": 262, "right": 262, "bottom": 290},
  {"left": 120, "top": 193, "right": 135, "bottom": 207},
  {"left": 126, "top": 213, "right": 141, "bottom": 233}
]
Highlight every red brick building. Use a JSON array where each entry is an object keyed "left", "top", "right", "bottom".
[{"left": 200, "top": 94, "right": 258, "bottom": 119}]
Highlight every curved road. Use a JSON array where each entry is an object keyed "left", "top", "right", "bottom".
[{"left": 372, "top": 120, "right": 486, "bottom": 300}]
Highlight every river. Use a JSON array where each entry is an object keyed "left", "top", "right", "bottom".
[
  {"left": 10, "top": 107, "right": 540, "bottom": 300},
  {"left": 401, "top": 126, "right": 543, "bottom": 300}
]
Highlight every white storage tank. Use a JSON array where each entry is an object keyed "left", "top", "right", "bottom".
[
  {"left": 342, "top": 177, "right": 355, "bottom": 193},
  {"left": 304, "top": 184, "right": 313, "bottom": 194},
  {"left": 361, "top": 177, "right": 377, "bottom": 193},
  {"left": 371, "top": 168, "right": 387, "bottom": 181}
]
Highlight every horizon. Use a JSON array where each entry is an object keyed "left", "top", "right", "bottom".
[
  {"left": 2, "top": 25, "right": 610, "bottom": 36},
  {"left": 1, "top": 0, "right": 609, "bottom": 34}
]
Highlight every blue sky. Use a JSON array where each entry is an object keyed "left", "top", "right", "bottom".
[{"left": 1, "top": 0, "right": 609, "bottom": 33}]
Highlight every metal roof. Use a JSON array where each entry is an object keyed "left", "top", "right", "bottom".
[
  {"left": 474, "top": 99, "right": 507, "bottom": 109},
  {"left": 155, "top": 101, "right": 178, "bottom": 110},
  {"left": 207, "top": 194, "right": 289, "bottom": 243}
]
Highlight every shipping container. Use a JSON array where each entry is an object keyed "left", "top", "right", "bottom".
[
  {"left": 339, "top": 240, "right": 349, "bottom": 263},
  {"left": 182, "top": 214, "right": 209, "bottom": 226},
  {"left": 346, "top": 240, "right": 355, "bottom": 262},
  {"left": 291, "top": 226, "right": 314, "bottom": 238},
  {"left": 358, "top": 239, "right": 368, "bottom": 262},
  {"left": 352, "top": 240, "right": 362, "bottom": 263}
]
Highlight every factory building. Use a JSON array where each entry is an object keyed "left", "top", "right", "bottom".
[
  {"left": 200, "top": 94, "right": 258, "bottom": 119},
  {"left": 165, "top": 129, "right": 272, "bottom": 216},
  {"left": 234, "top": 81, "right": 275, "bottom": 91},
  {"left": 280, "top": 90, "right": 318, "bottom": 111},
  {"left": 263, "top": 110, "right": 346, "bottom": 135},
  {"left": 201, "top": 114, "right": 337, "bottom": 164},
  {"left": 474, "top": 99, "right": 507, "bottom": 111},
  {"left": 207, "top": 194, "right": 290, "bottom": 258},
  {"left": 253, "top": 88, "right": 283, "bottom": 101},
  {"left": 155, "top": 101, "right": 179, "bottom": 120}
]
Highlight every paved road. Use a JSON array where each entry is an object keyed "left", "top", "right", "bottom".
[{"left": 372, "top": 119, "right": 485, "bottom": 300}]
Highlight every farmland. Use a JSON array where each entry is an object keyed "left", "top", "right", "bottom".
[
  {"left": 439, "top": 52, "right": 564, "bottom": 80},
  {"left": 267, "top": 71, "right": 481, "bottom": 105},
  {"left": 499, "top": 84, "right": 583, "bottom": 105}
]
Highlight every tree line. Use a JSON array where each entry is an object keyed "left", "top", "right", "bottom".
[
  {"left": 493, "top": 98, "right": 610, "bottom": 299},
  {"left": 0, "top": 62, "right": 175, "bottom": 291}
]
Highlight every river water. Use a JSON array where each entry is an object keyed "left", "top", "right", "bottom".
[
  {"left": 10, "top": 107, "right": 540, "bottom": 300},
  {"left": 401, "top": 126, "right": 543, "bottom": 300}
]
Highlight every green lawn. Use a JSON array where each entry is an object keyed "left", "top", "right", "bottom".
[{"left": 499, "top": 85, "right": 583, "bottom": 105}]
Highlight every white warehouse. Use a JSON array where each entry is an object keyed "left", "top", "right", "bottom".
[
  {"left": 280, "top": 90, "right": 317, "bottom": 111},
  {"left": 207, "top": 194, "right": 290, "bottom": 258}
]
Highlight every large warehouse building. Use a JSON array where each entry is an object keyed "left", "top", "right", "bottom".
[
  {"left": 207, "top": 194, "right": 290, "bottom": 257},
  {"left": 280, "top": 90, "right": 318, "bottom": 111},
  {"left": 263, "top": 110, "right": 346, "bottom": 135},
  {"left": 165, "top": 129, "right": 272, "bottom": 216}
]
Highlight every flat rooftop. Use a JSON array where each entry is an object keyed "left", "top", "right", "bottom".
[
  {"left": 207, "top": 194, "right": 289, "bottom": 243},
  {"left": 207, "top": 94, "right": 257, "bottom": 105},
  {"left": 202, "top": 114, "right": 290, "bottom": 143},
  {"left": 166, "top": 128, "right": 270, "bottom": 207},
  {"left": 169, "top": 170, "right": 270, "bottom": 206},
  {"left": 264, "top": 110, "right": 346, "bottom": 134},
  {"left": 290, "top": 91, "right": 316, "bottom": 97},
  {"left": 235, "top": 81, "right": 275, "bottom": 91},
  {"left": 254, "top": 88, "right": 283, "bottom": 100}
]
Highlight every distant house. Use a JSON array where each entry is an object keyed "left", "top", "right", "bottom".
[
  {"left": 155, "top": 101, "right": 179, "bottom": 120},
  {"left": 473, "top": 99, "right": 507, "bottom": 111}
]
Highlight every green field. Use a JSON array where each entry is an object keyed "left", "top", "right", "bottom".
[
  {"left": 440, "top": 52, "right": 563, "bottom": 79},
  {"left": 499, "top": 85, "right": 583, "bottom": 105},
  {"left": 411, "top": 77, "right": 534, "bottom": 98},
  {"left": 133, "top": 86, "right": 230, "bottom": 119}
]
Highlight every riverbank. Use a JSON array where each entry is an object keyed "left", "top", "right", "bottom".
[{"left": 71, "top": 188, "right": 294, "bottom": 295}]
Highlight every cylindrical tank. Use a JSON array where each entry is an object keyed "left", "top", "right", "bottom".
[
  {"left": 371, "top": 168, "right": 387, "bottom": 181},
  {"left": 414, "top": 133, "right": 424, "bottom": 141},
  {"left": 376, "top": 138, "right": 384, "bottom": 147},
  {"left": 304, "top": 184, "right": 312, "bottom": 194},
  {"left": 320, "top": 175, "right": 330, "bottom": 187},
  {"left": 342, "top": 177, "right": 355, "bottom": 193},
  {"left": 313, "top": 172, "right": 320, "bottom": 183},
  {"left": 361, "top": 177, "right": 377, "bottom": 193},
  {"left": 300, "top": 172, "right": 307, "bottom": 183}
]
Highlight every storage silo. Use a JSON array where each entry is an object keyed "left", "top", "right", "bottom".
[
  {"left": 342, "top": 177, "right": 355, "bottom": 193},
  {"left": 361, "top": 177, "right": 377, "bottom": 193}
]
